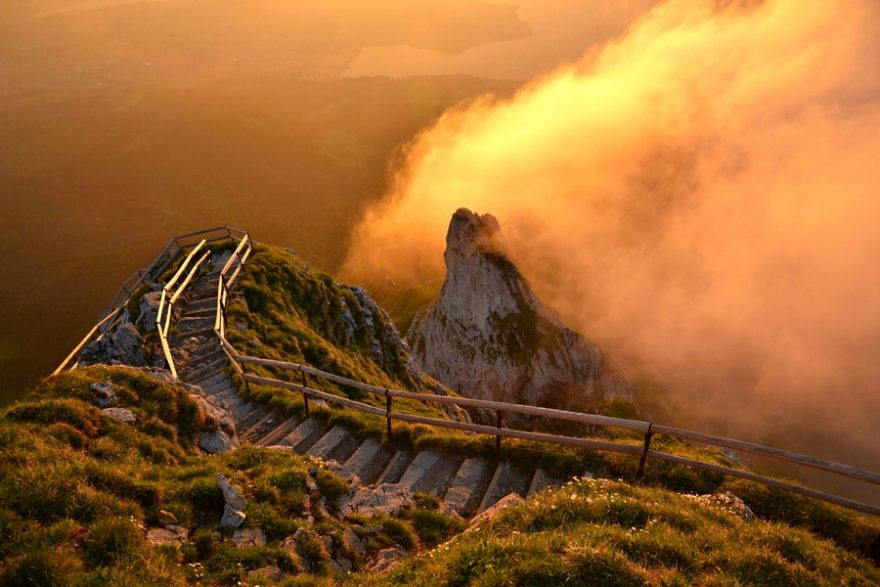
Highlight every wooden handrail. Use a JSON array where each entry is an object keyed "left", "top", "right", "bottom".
[
  {"left": 163, "top": 239, "right": 206, "bottom": 294},
  {"left": 651, "top": 425, "right": 880, "bottom": 486},
  {"left": 195, "top": 233, "right": 879, "bottom": 517},
  {"left": 648, "top": 451, "right": 880, "bottom": 517},
  {"left": 51, "top": 308, "right": 121, "bottom": 376}
]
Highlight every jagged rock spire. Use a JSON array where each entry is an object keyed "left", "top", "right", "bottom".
[{"left": 407, "top": 208, "right": 631, "bottom": 409}]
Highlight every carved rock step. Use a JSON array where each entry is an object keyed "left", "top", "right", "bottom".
[
  {"left": 376, "top": 450, "right": 413, "bottom": 485},
  {"left": 194, "top": 371, "right": 229, "bottom": 390},
  {"left": 306, "top": 425, "right": 360, "bottom": 463},
  {"left": 279, "top": 418, "right": 329, "bottom": 453},
  {"left": 256, "top": 416, "right": 300, "bottom": 447},
  {"left": 339, "top": 439, "right": 394, "bottom": 485},
  {"left": 236, "top": 406, "right": 271, "bottom": 432},
  {"left": 240, "top": 411, "right": 283, "bottom": 443},
  {"left": 477, "top": 461, "right": 531, "bottom": 514},
  {"left": 443, "top": 458, "right": 494, "bottom": 517},
  {"left": 527, "top": 468, "right": 564, "bottom": 497},
  {"left": 399, "top": 451, "right": 462, "bottom": 496}
]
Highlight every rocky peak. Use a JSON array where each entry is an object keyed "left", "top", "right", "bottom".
[{"left": 407, "top": 209, "right": 631, "bottom": 410}]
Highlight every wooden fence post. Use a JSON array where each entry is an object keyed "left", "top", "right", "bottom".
[
  {"left": 637, "top": 423, "right": 653, "bottom": 477},
  {"left": 386, "top": 390, "right": 393, "bottom": 439},
  {"left": 301, "top": 370, "right": 309, "bottom": 416},
  {"left": 495, "top": 409, "right": 503, "bottom": 459}
]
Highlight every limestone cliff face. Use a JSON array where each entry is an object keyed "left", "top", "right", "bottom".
[{"left": 406, "top": 208, "right": 632, "bottom": 408}]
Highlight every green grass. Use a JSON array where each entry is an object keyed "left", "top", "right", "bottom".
[
  {"left": 0, "top": 365, "right": 473, "bottom": 585},
  {"left": 6, "top": 248, "right": 877, "bottom": 584},
  {"left": 350, "top": 478, "right": 880, "bottom": 586}
]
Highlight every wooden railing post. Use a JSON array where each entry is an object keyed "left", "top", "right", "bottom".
[
  {"left": 495, "top": 409, "right": 503, "bottom": 459},
  {"left": 241, "top": 361, "right": 252, "bottom": 394},
  {"left": 301, "top": 370, "right": 310, "bottom": 416},
  {"left": 386, "top": 389, "right": 393, "bottom": 439},
  {"left": 637, "top": 423, "right": 653, "bottom": 477}
]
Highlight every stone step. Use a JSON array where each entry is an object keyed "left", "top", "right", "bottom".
[
  {"left": 211, "top": 391, "right": 245, "bottom": 411},
  {"left": 177, "top": 342, "right": 223, "bottom": 363},
  {"left": 202, "top": 381, "right": 235, "bottom": 397},
  {"left": 172, "top": 327, "right": 215, "bottom": 341},
  {"left": 240, "top": 411, "right": 282, "bottom": 443},
  {"left": 184, "top": 358, "right": 226, "bottom": 380},
  {"left": 255, "top": 416, "right": 300, "bottom": 447},
  {"left": 214, "top": 388, "right": 244, "bottom": 406},
  {"left": 338, "top": 438, "right": 393, "bottom": 485},
  {"left": 477, "top": 461, "right": 531, "bottom": 514},
  {"left": 186, "top": 292, "right": 217, "bottom": 304},
  {"left": 236, "top": 406, "right": 270, "bottom": 432},
  {"left": 183, "top": 298, "right": 216, "bottom": 312},
  {"left": 279, "top": 418, "right": 329, "bottom": 453},
  {"left": 194, "top": 371, "right": 229, "bottom": 390},
  {"left": 398, "top": 451, "right": 462, "bottom": 496},
  {"left": 181, "top": 347, "right": 225, "bottom": 368},
  {"left": 170, "top": 331, "right": 213, "bottom": 346},
  {"left": 376, "top": 450, "right": 413, "bottom": 485},
  {"left": 527, "top": 468, "right": 563, "bottom": 497},
  {"left": 179, "top": 307, "right": 217, "bottom": 319},
  {"left": 188, "top": 280, "right": 220, "bottom": 295},
  {"left": 443, "top": 458, "right": 494, "bottom": 517},
  {"left": 305, "top": 425, "right": 359, "bottom": 463},
  {"left": 232, "top": 402, "right": 257, "bottom": 421},
  {"left": 185, "top": 365, "right": 226, "bottom": 387},
  {"left": 177, "top": 318, "right": 215, "bottom": 333}
]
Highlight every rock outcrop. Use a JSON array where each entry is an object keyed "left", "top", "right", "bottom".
[
  {"left": 407, "top": 209, "right": 632, "bottom": 410},
  {"left": 81, "top": 320, "right": 148, "bottom": 367}
]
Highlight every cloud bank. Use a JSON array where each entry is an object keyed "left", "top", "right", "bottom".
[{"left": 342, "top": 0, "right": 880, "bottom": 481}]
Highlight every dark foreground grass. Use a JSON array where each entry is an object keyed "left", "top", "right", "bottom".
[
  {"left": 352, "top": 478, "right": 880, "bottom": 586},
  {"left": 0, "top": 366, "right": 469, "bottom": 585}
]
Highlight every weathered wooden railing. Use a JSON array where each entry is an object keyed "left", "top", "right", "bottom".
[
  {"left": 154, "top": 239, "right": 210, "bottom": 378},
  {"left": 54, "top": 225, "right": 249, "bottom": 375},
  {"left": 209, "top": 244, "right": 880, "bottom": 517},
  {"left": 59, "top": 227, "right": 880, "bottom": 517}
]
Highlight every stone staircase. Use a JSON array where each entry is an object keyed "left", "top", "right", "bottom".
[{"left": 169, "top": 250, "right": 569, "bottom": 520}]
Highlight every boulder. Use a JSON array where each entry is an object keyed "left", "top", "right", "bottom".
[
  {"left": 282, "top": 528, "right": 329, "bottom": 573},
  {"left": 219, "top": 505, "right": 246, "bottom": 530},
  {"left": 468, "top": 493, "right": 524, "bottom": 529},
  {"left": 713, "top": 492, "right": 756, "bottom": 521},
  {"left": 192, "top": 393, "right": 239, "bottom": 454},
  {"left": 247, "top": 565, "right": 283, "bottom": 582},
  {"left": 89, "top": 381, "right": 116, "bottom": 407},
  {"left": 337, "top": 483, "right": 415, "bottom": 518},
  {"left": 136, "top": 291, "right": 162, "bottom": 333},
  {"left": 232, "top": 527, "right": 266, "bottom": 547},
  {"left": 342, "top": 527, "right": 367, "bottom": 559},
  {"left": 157, "top": 510, "right": 179, "bottom": 527},
  {"left": 81, "top": 321, "right": 147, "bottom": 367},
  {"left": 101, "top": 407, "right": 136, "bottom": 424},
  {"left": 332, "top": 556, "right": 353, "bottom": 573},
  {"left": 216, "top": 474, "right": 247, "bottom": 529},
  {"left": 145, "top": 527, "right": 186, "bottom": 548},
  {"left": 216, "top": 474, "right": 246, "bottom": 510},
  {"left": 370, "top": 547, "right": 407, "bottom": 573}
]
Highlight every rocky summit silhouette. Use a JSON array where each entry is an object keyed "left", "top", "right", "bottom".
[{"left": 407, "top": 208, "right": 632, "bottom": 409}]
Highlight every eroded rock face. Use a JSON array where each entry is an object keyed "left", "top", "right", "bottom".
[
  {"left": 191, "top": 392, "right": 240, "bottom": 454},
  {"left": 407, "top": 208, "right": 632, "bottom": 410},
  {"left": 81, "top": 320, "right": 148, "bottom": 367}
]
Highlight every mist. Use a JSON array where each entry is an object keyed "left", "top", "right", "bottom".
[{"left": 342, "top": 0, "right": 880, "bottom": 476}]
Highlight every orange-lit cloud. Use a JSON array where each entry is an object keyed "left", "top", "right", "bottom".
[{"left": 342, "top": 0, "right": 880, "bottom": 478}]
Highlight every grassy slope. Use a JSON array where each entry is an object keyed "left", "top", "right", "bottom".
[
  {"left": 4, "top": 249, "right": 877, "bottom": 585},
  {"left": 0, "top": 366, "right": 452, "bottom": 586},
  {"left": 225, "top": 246, "right": 880, "bottom": 568},
  {"left": 354, "top": 478, "right": 880, "bottom": 586}
]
